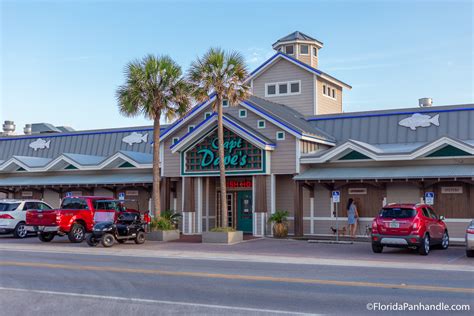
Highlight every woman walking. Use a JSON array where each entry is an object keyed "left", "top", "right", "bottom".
[{"left": 347, "top": 198, "right": 359, "bottom": 239}]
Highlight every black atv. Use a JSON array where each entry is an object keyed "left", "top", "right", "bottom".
[{"left": 86, "top": 211, "right": 146, "bottom": 247}]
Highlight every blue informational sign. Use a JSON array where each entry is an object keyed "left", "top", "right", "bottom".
[
  {"left": 332, "top": 191, "right": 340, "bottom": 203},
  {"left": 118, "top": 192, "right": 125, "bottom": 201},
  {"left": 65, "top": 192, "right": 73, "bottom": 197},
  {"left": 425, "top": 192, "right": 434, "bottom": 205}
]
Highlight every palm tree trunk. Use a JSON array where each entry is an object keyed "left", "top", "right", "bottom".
[
  {"left": 216, "top": 96, "right": 228, "bottom": 228},
  {"left": 153, "top": 115, "right": 161, "bottom": 218}
]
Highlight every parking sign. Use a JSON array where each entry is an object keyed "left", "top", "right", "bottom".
[
  {"left": 332, "top": 191, "right": 340, "bottom": 203},
  {"left": 425, "top": 192, "right": 434, "bottom": 205},
  {"left": 118, "top": 192, "right": 125, "bottom": 201},
  {"left": 65, "top": 192, "right": 73, "bottom": 197}
]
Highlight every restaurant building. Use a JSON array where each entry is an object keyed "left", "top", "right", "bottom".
[{"left": 1, "top": 31, "right": 472, "bottom": 240}]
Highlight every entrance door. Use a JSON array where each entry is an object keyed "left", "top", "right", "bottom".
[{"left": 237, "top": 191, "right": 253, "bottom": 233}]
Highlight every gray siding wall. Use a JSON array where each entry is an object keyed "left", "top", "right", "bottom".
[{"left": 252, "top": 59, "right": 315, "bottom": 116}]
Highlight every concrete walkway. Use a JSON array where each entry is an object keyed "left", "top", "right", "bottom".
[{"left": 0, "top": 236, "right": 472, "bottom": 272}]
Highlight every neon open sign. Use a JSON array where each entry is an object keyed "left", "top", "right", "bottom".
[{"left": 227, "top": 180, "right": 252, "bottom": 188}]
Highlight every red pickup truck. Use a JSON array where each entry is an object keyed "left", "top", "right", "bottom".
[{"left": 26, "top": 196, "right": 137, "bottom": 243}]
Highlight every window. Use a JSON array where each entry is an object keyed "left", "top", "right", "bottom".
[
  {"left": 23, "top": 202, "right": 38, "bottom": 210},
  {"left": 422, "top": 208, "right": 430, "bottom": 218},
  {"left": 267, "top": 84, "right": 276, "bottom": 96},
  {"left": 300, "top": 44, "right": 309, "bottom": 55},
  {"left": 188, "top": 125, "right": 195, "bottom": 133},
  {"left": 323, "top": 84, "right": 336, "bottom": 100},
  {"left": 313, "top": 47, "right": 318, "bottom": 57},
  {"left": 239, "top": 109, "right": 247, "bottom": 118},
  {"left": 290, "top": 82, "right": 300, "bottom": 93},
  {"left": 204, "top": 112, "right": 212, "bottom": 119},
  {"left": 265, "top": 81, "right": 301, "bottom": 97},
  {"left": 276, "top": 131, "right": 285, "bottom": 140},
  {"left": 222, "top": 99, "right": 229, "bottom": 107},
  {"left": 0, "top": 203, "right": 20, "bottom": 212},
  {"left": 172, "top": 137, "right": 179, "bottom": 145},
  {"left": 278, "top": 83, "right": 287, "bottom": 94},
  {"left": 284, "top": 45, "right": 294, "bottom": 55},
  {"left": 257, "top": 120, "right": 266, "bottom": 129},
  {"left": 61, "top": 198, "right": 88, "bottom": 210},
  {"left": 380, "top": 208, "right": 416, "bottom": 219},
  {"left": 38, "top": 203, "right": 52, "bottom": 210}
]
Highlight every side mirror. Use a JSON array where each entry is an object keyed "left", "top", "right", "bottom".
[{"left": 439, "top": 215, "right": 445, "bottom": 221}]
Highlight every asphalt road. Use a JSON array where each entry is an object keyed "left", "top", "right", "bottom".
[{"left": 1, "top": 248, "right": 473, "bottom": 315}]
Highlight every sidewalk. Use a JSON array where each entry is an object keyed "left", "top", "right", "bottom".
[{"left": 0, "top": 235, "right": 471, "bottom": 272}]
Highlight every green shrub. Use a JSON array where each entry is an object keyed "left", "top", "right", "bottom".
[
  {"left": 210, "top": 227, "right": 236, "bottom": 233},
  {"left": 150, "top": 210, "right": 182, "bottom": 231},
  {"left": 268, "top": 210, "right": 289, "bottom": 224}
]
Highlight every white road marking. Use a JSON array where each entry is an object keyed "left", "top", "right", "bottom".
[{"left": 0, "top": 287, "right": 319, "bottom": 316}]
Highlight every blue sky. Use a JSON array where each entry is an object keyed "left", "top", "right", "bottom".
[{"left": 1, "top": 0, "right": 473, "bottom": 131}]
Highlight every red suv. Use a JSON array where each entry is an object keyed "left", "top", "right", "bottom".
[{"left": 371, "top": 203, "right": 449, "bottom": 255}]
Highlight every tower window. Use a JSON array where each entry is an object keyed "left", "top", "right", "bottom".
[
  {"left": 313, "top": 47, "right": 318, "bottom": 57},
  {"left": 222, "top": 99, "right": 229, "bottom": 107},
  {"left": 239, "top": 109, "right": 247, "bottom": 118},
  {"left": 300, "top": 45, "right": 309, "bottom": 55},
  {"left": 290, "top": 82, "right": 300, "bottom": 93},
  {"left": 278, "top": 83, "right": 288, "bottom": 94},
  {"left": 284, "top": 45, "right": 294, "bottom": 55},
  {"left": 276, "top": 131, "right": 286, "bottom": 140},
  {"left": 257, "top": 120, "right": 266, "bottom": 129},
  {"left": 267, "top": 84, "right": 276, "bottom": 96},
  {"left": 323, "top": 84, "right": 337, "bottom": 100}
]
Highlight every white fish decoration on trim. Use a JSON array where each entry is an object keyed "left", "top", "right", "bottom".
[
  {"left": 29, "top": 139, "right": 51, "bottom": 151},
  {"left": 398, "top": 113, "right": 440, "bottom": 131},
  {"left": 122, "top": 132, "right": 148, "bottom": 145}
]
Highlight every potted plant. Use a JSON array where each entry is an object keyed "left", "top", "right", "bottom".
[
  {"left": 268, "top": 210, "right": 289, "bottom": 238},
  {"left": 202, "top": 227, "right": 243, "bottom": 244},
  {"left": 147, "top": 210, "right": 182, "bottom": 241}
]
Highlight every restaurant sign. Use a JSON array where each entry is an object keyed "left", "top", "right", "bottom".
[{"left": 181, "top": 128, "right": 266, "bottom": 175}]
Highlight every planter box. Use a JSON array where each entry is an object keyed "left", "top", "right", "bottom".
[
  {"left": 147, "top": 230, "right": 180, "bottom": 241},
  {"left": 202, "top": 231, "right": 243, "bottom": 244}
]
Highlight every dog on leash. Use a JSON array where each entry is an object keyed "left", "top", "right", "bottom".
[{"left": 330, "top": 226, "right": 346, "bottom": 237}]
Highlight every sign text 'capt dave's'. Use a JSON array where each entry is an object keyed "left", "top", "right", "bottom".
[{"left": 198, "top": 137, "right": 248, "bottom": 167}]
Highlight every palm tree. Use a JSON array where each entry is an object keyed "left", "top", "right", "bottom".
[
  {"left": 116, "top": 55, "right": 190, "bottom": 218},
  {"left": 188, "top": 48, "right": 249, "bottom": 228}
]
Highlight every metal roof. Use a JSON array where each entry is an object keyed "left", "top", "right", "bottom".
[
  {"left": 272, "top": 31, "right": 323, "bottom": 47},
  {"left": 294, "top": 164, "right": 474, "bottom": 181},
  {"left": 245, "top": 96, "right": 336, "bottom": 143},
  {"left": 307, "top": 104, "right": 474, "bottom": 144},
  {"left": 0, "top": 172, "right": 153, "bottom": 186}
]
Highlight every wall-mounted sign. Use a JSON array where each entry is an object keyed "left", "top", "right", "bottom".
[
  {"left": 122, "top": 132, "right": 148, "bottom": 145},
  {"left": 29, "top": 138, "right": 51, "bottom": 151},
  {"left": 398, "top": 113, "right": 440, "bottom": 131},
  {"left": 118, "top": 192, "right": 125, "bottom": 200},
  {"left": 441, "top": 186, "right": 463, "bottom": 194},
  {"left": 227, "top": 180, "right": 252, "bottom": 188},
  {"left": 425, "top": 192, "right": 434, "bottom": 205},
  {"left": 332, "top": 191, "right": 340, "bottom": 203},
  {"left": 181, "top": 128, "right": 266, "bottom": 175},
  {"left": 21, "top": 191, "right": 33, "bottom": 197},
  {"left": 348, "top": 188, "right": 367, "bottom": 195},
  {"left": 125, "top": 190, "right": 139, "bottom": 196}
]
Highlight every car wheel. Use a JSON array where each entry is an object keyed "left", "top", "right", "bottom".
[
  {"left": 86, "top": 234, "right": 99, "bottom": 247},
  {"left": 38, "top": 232, "right": 55, "bottom": 242},
  {"left": 467, "top": 250, "right": 474, "bottom": 258},
  {"left": 13, "top": 222, "right": 28, "bottom": 239},
  {"left": 419, "top": 234, "right": 430, "bottom": 255},
  {"left": 372, "top": 243, "right": 383, "bottom": 253},
  {"left": 135, "top": 231, "right": 145, "bottom": 244},
  {"left": 68, "top": 223, "right": 86, "bottom": 243},
  {"left": 440, "top": 231, "right": 449, "bottom": 250},
  {"left": 101, "top": 233, "right": 115, "bottom": 247}
]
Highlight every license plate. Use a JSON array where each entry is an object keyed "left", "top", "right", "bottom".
[{"left": 389, "top": 222, "right": 399, "bottom": 228}]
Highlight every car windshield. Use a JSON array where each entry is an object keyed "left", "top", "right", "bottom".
[
  {"left": 94, "top": 200, "right": 120, "bottom": 211},
  {"left": 0, "top": 203, "right": 20, "bottom": 212},
  {"left": 380, "top": 208, "right": 416, "bottom": 219},
  {"left": 61, "top": 198, "right": 88, "bottom": 210}
]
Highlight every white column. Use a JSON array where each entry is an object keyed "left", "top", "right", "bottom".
[
  {"left": 197, "top": 178, "right": 203, "bottom": 234},
  {"left": 181, "top": 179, "right": 186, "bottom": 234},
  {"left": 205, "top": 178, "right": 209, "bottom": 232},
  {"left": 252, "top": 176, "right": 256, "bottom": 236},
  {"left": 310, "top": 197, "right": 315, "bottom": 235},
  {"left": 270, "top": 174, "right": 276, "bottom": 236}
]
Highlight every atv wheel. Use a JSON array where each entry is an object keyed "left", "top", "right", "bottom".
[
  {"left": 68, "top": 223, "right": 86, "bottom": 243},
  {"left": 135, "top": 231, "right": 145, "bottom": 244},
  {"left": 38, "top": 232, "right": 55, "bottom": 242},
  {"left": 86, "top": 234, "right": 99, "bottom": 247},
  {"left": 101, "top": 233, "right": 115, "bottom": 247}
]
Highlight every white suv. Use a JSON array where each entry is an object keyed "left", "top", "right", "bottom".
[{"left": 0, "top": 200, "right": 53, "bottom": 238}]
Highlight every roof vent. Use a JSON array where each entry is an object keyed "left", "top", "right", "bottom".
[
  {"left": 2, "top": 120, "right": 15, "bottom": 135},
  {"left": 24, "top": 124, "right": 32, "bottom": 135},
  {"left": 418, "top": 98, "right": 433, "bottom": 107}
]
